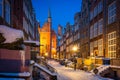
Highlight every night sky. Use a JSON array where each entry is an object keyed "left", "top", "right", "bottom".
[{"left": 32, "top": 0, "right": 82, "bottom": 32}]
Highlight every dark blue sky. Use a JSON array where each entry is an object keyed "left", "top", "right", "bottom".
[{"left": 32, "top": 0, "right": 82, "bottom": 32}]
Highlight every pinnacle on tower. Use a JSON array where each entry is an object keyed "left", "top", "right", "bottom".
[
  {"left": 48, "top": 8, "right": 51, "bottom": 23},
  {"left": 48, "top": 8, "right": 51, "bottom": 18}
]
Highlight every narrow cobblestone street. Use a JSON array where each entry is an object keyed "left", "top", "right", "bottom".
[{"left": 48, "top": 60, "right": 110, "bottom": 80}]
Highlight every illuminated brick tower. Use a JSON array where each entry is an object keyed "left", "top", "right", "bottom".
[{"left": 38, "top": 9, "right": 56, "bottom": 58}]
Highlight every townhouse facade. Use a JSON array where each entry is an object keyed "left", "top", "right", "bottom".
[
  {"left": 0, "top": 0, "right": 37, "bottom": 40},
  {"left": 90, "top": 0, "right": 104, "bottom": 58},
  {"left": 73, "top": 12, "right": 81, "bottom": 57},
  {"left": 105, "top": 0, "right": 120, "bottom": 67},
  {"left": 58, "top": 0, "right": 120, "bottom": 65},
  {"left": 66, "top": 23, "right": 74, "bottom": 59},
  {"left": 80, "top": 0, "right": 90, "bottom": 58},
  {"left": 0, "top": 0, "right": 39, "bottom": 79},
  {"left": 90, "top": 0, "right": 120, "bottom": 61}
]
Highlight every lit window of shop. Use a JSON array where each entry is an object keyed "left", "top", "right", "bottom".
[
  {"left": 108, "top": 31, "right": 116, "bottom": 58},
  {"left": 90, "top": 25, "right": 94, "bottom": 39},
  {"left": 98, "top": 39, "right": 103, "bottom": 56}
]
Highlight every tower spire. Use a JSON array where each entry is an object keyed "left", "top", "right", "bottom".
[
  {"left": 48, "top": 8, "right": 51, "bottom": 18},
  {"left": 48, "top": 8, "right": 51, "bottom": 23}
]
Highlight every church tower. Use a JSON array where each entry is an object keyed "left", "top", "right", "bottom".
[
  {"left": 38, "top": 9, "right": 57, "bottom": 59},
  {"left": 39, "top": 9, "right": 52, "bottom": 58},
  {"left": 48, "top": 8, "right": 52, "bottom": 58}
]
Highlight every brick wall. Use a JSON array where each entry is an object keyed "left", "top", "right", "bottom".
[
  {"left": 110, "top": 59, "right": 120, "bottom": 66},
  {"left": 0, "top": 48, "right": 30, "bottom": 73}
]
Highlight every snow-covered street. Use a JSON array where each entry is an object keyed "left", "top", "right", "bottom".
[{"left": 48, "top": 60, "right": 112, "bottom": 80}]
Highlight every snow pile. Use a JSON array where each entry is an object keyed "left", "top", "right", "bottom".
[
  {"left": 30, "top": 60, "right": 35, "bottom": 65},
  {"left": 90, "top": 65, "right": 110, "bottom": 75},
  {"left": 24, "top": 40, "right": 40, "bottom": 46},
  {"left": 110, "top": 65, "right": 120, "bottom": 68},
  {"left": 18, "top": 72, "right": 31, "bottom": 77},
  {"left": 0, "top": 25, "right": 24, "bottom": 43}
]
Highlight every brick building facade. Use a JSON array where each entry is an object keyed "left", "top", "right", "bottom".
[{"left": 0, "top": 0, "right": 38, "bottom": 79}]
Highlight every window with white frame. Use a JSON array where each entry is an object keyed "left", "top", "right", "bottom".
[
  {"left": 90, "top": 11, "right": 93, "bottom": 20},
  {"left": 108, "top": 31, "right": 116, "bottom": 58},
  {"left": 108, "top": 1, "right": 116, "bottom": 24},
  {"left": 23, "top": 17, "right": 28, "bottom": 34},
  {"left": 94, "top": 22, "right": 98, "bottom": 37},
  {"left": 5, "top": 0, "right": 10, "bottom": 24},
  {"left": 0, "top": 0, "right": 3, "bottom": 16},
  {"left": 98, "top": 19, "right": 103, "bottom": 35},
  {"left": 78, "top": 33, "right": 80, "bottom": 39},
  {"left": 66, "top": 47, "right": 68, "bottom": 52},
  {"left": 75, "top": 24, "right": 79, "bottom": 32},
  {"left": 90, "top": 42, "right": 93, "bottom": 56},
  {"left": 90, "top": 25, "right": 94, "bottom": 39},
  {"left": 98, "top": 39, "right": 103, "bottom": 56},
  {"left": 94, "top": 6, "right": 98, "bottom": 17},
  {"left": 94, "top": 40, "right": 98, "bottom": 48},
  {"left": 98, "top": 1, "right": 103, "bottom": 14}
]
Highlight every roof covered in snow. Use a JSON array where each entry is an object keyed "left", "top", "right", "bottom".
[{"left": 0, "top": 25, "right": 24, "bottom": 43}]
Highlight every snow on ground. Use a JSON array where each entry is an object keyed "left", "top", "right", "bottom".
[
  {"left": 0, "top": 25, "right": 24, "bottom": 43},
  {"left": 48, "top": 60, "right": 113, "bottom": 80}
]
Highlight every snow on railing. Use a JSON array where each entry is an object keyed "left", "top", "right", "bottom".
[
  {"left": 91, "top": 65, "right": 110, "bottom": 75},
  {"left": 97, "top": 65, "right": 110, "bottom": 75},
  {"left": 34, "top": 63, "right": 57, "bottom": 76}
]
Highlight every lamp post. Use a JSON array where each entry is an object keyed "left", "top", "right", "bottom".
[
  {"left": 54, "top": 54, "right": 56, "bottom": 59},
  {"left": 91, "top": 52, "right": 96, "bottom": 67},
  {"left": 72, "top": 46, "right": 78, "bottom": 70},
  {"left": 44, "top": 52, "right": 48, "bottom": 62},
  {"left": 73, "top": 46, "right": 78, "bottom": 51},
  {"left": 45, "top": 52, "right": 48, "bottom": 57}
]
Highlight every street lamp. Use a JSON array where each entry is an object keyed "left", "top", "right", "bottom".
[
  {"left": 72, "top": 46, "right": 78, "bottom": 52},
  {"left": 45, "top": 52, "right": 48, "bottom": 57},
  {"left": 44, "top": 52, "right": 48, "bottom": 62},
  {"left": 91, "top": 52, "right": 94, "bottom": 58},
  {"left": 72, "top": 46, "right": 78, "bottom": 70},
  {"left": 54, "top": 54, "right": 56, "bottom": 59}
]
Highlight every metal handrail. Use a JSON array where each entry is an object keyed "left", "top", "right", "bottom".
[{"left": 39, "top": 59, "right": 57, "bottom": 73}]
